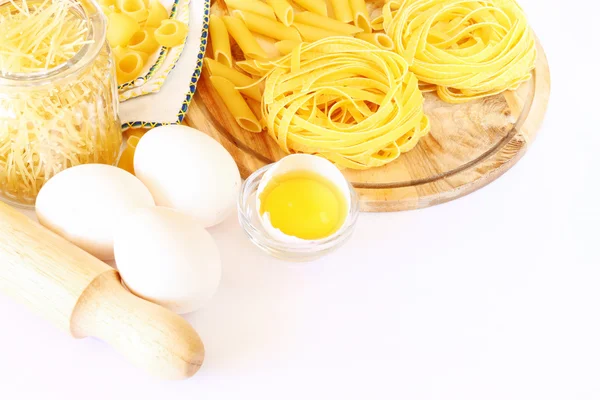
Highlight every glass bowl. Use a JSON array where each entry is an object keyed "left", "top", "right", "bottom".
[{"left": 238, "top": 164, "right": 360, "bottom": 262}]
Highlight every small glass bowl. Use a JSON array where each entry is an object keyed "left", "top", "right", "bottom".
[{"left": 238, "top": 164, "right": 360, "bottom": 262}]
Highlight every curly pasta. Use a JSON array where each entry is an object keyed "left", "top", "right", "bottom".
[
  {"left": 260, "top": 37, "right": 430, "bottom": 170},
  {"left": 383, "top": 0, "right": 536, "bottom": 103}
]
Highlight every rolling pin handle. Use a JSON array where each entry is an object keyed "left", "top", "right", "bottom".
[{"left": 70, "top": 270, "right": 204, "bottom": 380}]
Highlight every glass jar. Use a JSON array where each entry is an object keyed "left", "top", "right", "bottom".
[{"left": 0, "top": 0, "right": 122, "bottom": 207}]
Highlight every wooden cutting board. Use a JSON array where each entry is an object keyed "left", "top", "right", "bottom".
[{"left": 183, "top": 1, "right": 551, "bottom": 213}]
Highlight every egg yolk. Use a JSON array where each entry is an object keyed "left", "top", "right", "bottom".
[{"left": 259, "top": 171, "right": 347, "bottom": 240}]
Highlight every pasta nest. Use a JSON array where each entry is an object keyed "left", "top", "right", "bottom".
[
  {"left": 260, "top": 37, "right": 430, "bottom": 170},
  {"left": 383, "top": 0, "right": 537, "bottom": 103}
]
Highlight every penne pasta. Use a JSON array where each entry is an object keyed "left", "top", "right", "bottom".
[
  {"left": 293, "top": 23, "right": 343, "bottom": 42},
  {"left": 236, "top": 59, "right": 269, "bottom": 76},
  {"left": 294, "top": 11, "right": 362, "bottom": 36},
  {"left": 205, "top": 58, "right": 262, "bottom": 102},
  {"left": 224, "top": 0, "right": 276, "bottom": 21},
  {"left": 266, "top": 0, "right": 294, "bottom": 26},
  {"left": 232, "top": 10, "right": 301, "bottom": 42},
  {"left": 209, "top": 15, "right": 233, "bottom": 67},
  {"left": 349, "top": 0, "right": 371, "bottom": 32},
  {"left": 222, "top": 16, "right": 269, "bottom": 60},
  {"left": 356, "top": 33, "right": 393, "bottom": 50},
  {"left": 274, "top": 40, "right": 301, "bottom": 55},
  {"left": 330, "top": 0, "right": 353, "bottom": 23},
  {"left": 370, "top": 14, "right": 384, "bottom": 31},
  {"left": 210, "top": 76, "right": 262, "bottom": 133},
  {"left": 292, "top": 0, "right": 327, "bottom": 17}
]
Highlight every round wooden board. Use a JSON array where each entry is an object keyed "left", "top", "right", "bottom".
[{"left": 184, "top": 9, "right": 550, "bottom": 212}]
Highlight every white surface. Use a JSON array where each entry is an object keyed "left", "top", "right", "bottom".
[{"left": 1, "top": 0, "right": 599, "bottom": 398}]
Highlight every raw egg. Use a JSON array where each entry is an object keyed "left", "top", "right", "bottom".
[
  {"left": 114, "top": 207, "right": 222, "bottom": 314},
  {"left": 134, "top": 125, "right": 241, "bottom": 227},
  {"left": 256, "top": 155, "right": 351, "bottom": 242}
]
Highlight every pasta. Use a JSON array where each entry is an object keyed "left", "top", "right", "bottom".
[
  {"left": 293, "top": 23, "right": 344, "bottom": 42},
  {"left": 294, "top": 12, "right": 362, "bottom": 36},
  {"left": 118, "top": 135, "right": 143, "bottom": 175},
  {"left": 266, "top": 0, "right": 294, "bottom": 26},
  {"left": 383, "top": 0, "right": 537, "bottom": 103},
  {"left": 117, "top": 0, "right": 149, "bottom": 23},
  {"left": 260, "top": 37, "right": 430, "bottom": 170},
  {"left": 236, "top": 59, "right": 270, "bottom": 76},
  {"left": 209, "top": 15, "right": 233, "bottom": 67},
  {"left": 113, "top": 45, "right": 149, "bottom": 64},
  {"left": 107, "top": 12, "right": 140, "bottom": 47},
  {"left": 210, "top": 76, "right": 263, "bottom": 133},
  {"left": 223, "top": 16, "right": 268, "bottom": 60},
  {"left": 232, "top": 10, "right": 301, "bottom": 42},
  {"left": 0, "top": 0, "right": 122, "bottom": 204},
  {"left": 116, "top": 51, "right": 145, "bottom": 84},
  {"left": 205, "top": 58, "right": 262, "bottom": 102},
  {"left": 128, "top": 28, "right": 160, "bottom": 54},
  {"left": 292, "top": 0, "right": 327, "bottom": 17},
  {"left": 224, "top": 0, "right": 276, "bottom": 21},
  {"left": 274, "top": 40, "right": 302, "bottom": 55},
  {"left": 145, "top": 0, "right": 169, "bottom": 28},
  {"left": 154, "top": 19, "right": 189, "bottom": 48},
  {"left": 370, "top": 14, "right": 383, "bottom": 30},
  {"left": 349, "top": 0, "right": 371, "bottom": 32},
  {"left": 356, "top": 33, "right": 393, "bottom": 50},
  {"left": 330, "top": 0, "right": 353, "bottom": 23}
]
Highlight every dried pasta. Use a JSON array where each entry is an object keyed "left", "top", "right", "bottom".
[
  {"left": 266, "top": 0, "right": 294, "bottom": 26},
  {"left": 154, "top": 19, "right": 188, "bottom": 48},
  {"left": 274, "top": 40, "right": 302, "bottom": 55},
  {"left": 294, "top": 12, "right": 362, "bottom": 36},
  {"left": 260, "top": 37, "right": 430, "bottom": 170},
  {"left": 205, "top": 58, "right": 262, "bottom": 102},
  {"left": 0, "top": 0, "right": 121, "bottom": 204},
  {"left": 232, "top": 10, "right": 301, "bottom": 42},
  {"left": 293, "top": 23, "right": 345, "bottom": 42},
  {"left": 236, "top": 59, "right": 270, "bottom": 76},
  {"left": 349, "top": 0, "right": 371, "bottom": 33},
  {"left": 210, "top": 76, "right": 263, "bottom": 133},
  {"left": 128, "top": 28, "right": 160, "bottom": 54},
  {"left": 107, "top": 12, "right": 140, "bottom": 47},
  {"left": 356, "top": 33, "right": 393, "bottom": 50},
  {"left": 383, "top": 0, "right": 537, "bottom": 103},
  {"left": 330, "top": 0, "right": 353, "bottom": 23},
  {"left": 223, "top": 16, "right": 268, "bottom": 60},
  {"left": 117, "top": 0, "right": 149, "bottom": 23},
  {"left": 209, "top": 15, "right": 233, "bottom": 67},
  {"left": 292, "top": 0, "right": 327, "bottom": 17},
  {"left": 145, "top": 0, "right": 169, "bottom": 28},
  {"left": 116, "top": 51, "right": 145, "bottom": 84},
  {"left": 224, "top": 0, "right": 276, "bottom": 21}
]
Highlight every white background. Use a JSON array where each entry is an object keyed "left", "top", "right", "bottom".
[{"left": 1, "top": 0, "right": 598, "bottom": 399}]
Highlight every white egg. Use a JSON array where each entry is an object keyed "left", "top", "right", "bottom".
[
  {"left": 114, "top": 207, "right": 221, "bottom": 314},
  {"left": 134, "top": 125, "right": 241, "bottom": 228},
  {"left": 35, "top": 164, "right": 155, "bottom": 261},
  {"left": 256, "top": 154, "right": 352, "bottom": 243}
]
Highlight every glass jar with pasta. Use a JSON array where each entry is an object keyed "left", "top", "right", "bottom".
[{"left": 0, "top": 0, "right": 122, "bottom": 206}]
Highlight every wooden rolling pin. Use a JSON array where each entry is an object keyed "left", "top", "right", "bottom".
[{"left": 0, "top": 201, "right": 204, "bottom": 379}]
